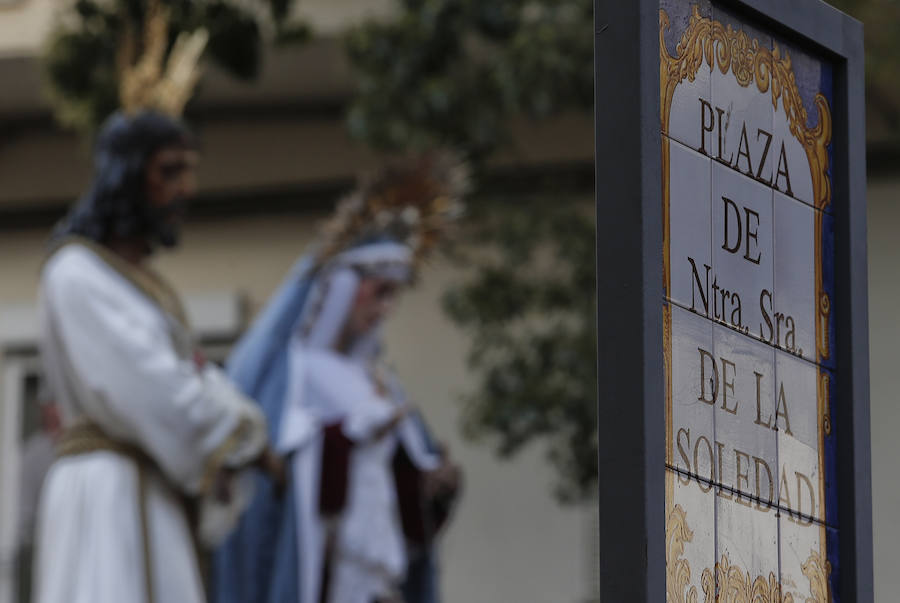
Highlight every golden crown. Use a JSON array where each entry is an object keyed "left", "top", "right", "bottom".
[
  {"left": 117, "top": 0, "right": 208, "bottom": 117},
  {"left": 317, "top": 152, "right": 471, "bottom": 272}
]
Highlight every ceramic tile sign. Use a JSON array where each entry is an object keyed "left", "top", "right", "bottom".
[{"left": 660, "top": 2, "right": 837, "bottom": 601}]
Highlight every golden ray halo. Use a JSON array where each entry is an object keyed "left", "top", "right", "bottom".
[{"left": 117, "top": 0, "right": 208, "bottom": 117}]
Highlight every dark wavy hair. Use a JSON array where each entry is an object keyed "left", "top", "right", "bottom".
[{"left": 53, "top": 110, "right": 195, "bottom": 245}]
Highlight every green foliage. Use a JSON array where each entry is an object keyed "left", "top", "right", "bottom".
[
  {"left": 347, "top": 0, "right": 900, "bottom": 505},
  {"left": 44, "top": 3, "right": 122, "bottom": 133},
  {"left": 200, "top": 2, "right": 265, "bottom": 80},
  {"left": 344, "top": 0, "right": 592, "bottom": 160},
  {"left": 346, "top": 0, "right": 900, "bottom": 155},
  {"left": 346, "top": 0, "right": 597, "bottom": 502},
  {"left": 43, "top": 0, "right": 310, "bottom": 134},
  {"left": 443, "top": 198, "right": 597, "bottom": 502}
]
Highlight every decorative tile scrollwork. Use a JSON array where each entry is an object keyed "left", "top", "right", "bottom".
[
  {"left": 659, "top": 4, "right": 833, "bottom": 364},
  {"left": 660, "top": 5, "right": 831, "bottom": 214},
  {"left": 666, "top": 504, "right": 831, "bottom": 603},
  {"left": 666, "top": 504, "right": 699, "bottom": 603},
  {"left": 661, "top": 12, "right": 835, "bottom": 598}
]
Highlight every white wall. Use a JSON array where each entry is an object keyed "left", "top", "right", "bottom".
[
  {"left": 0, "top": 0, "right": 54, "bottom": 58},
  {"left": 0, "top": 0, "right": 395, "bottom": 58},
  {"left": 5, "top": 172, "right": 900, "bottom": 600},
  {"left": 385, "top": 262, "right": 595, "bottom": 602},
  {"left": 866, "top": 174, "right": 900, "bottom": 602},
  {"left": 0, "top": 214, "right": 596, "bottom": 602},
  {"left": 160, "top": 214, "right": 597, "bottom": 602}
]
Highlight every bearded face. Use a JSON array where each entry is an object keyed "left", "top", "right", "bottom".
[
  {"left": 53, "top": 111, "right": 200, "bottom": 252},
  {"left": 143, "top": 146, "right": 199, "bottom": 248}
]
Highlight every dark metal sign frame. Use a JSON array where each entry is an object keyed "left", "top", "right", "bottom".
[{"left": 594, "top": 0, "right": 869, "bottom": 600}]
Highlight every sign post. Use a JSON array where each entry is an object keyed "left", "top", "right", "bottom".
[{"left": 595, "top": 1, "right": 870, "bottom": 601}]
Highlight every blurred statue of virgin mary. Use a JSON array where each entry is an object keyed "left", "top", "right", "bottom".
[{"left": 214, "top": 154, "right": 468, "bottom": 603}]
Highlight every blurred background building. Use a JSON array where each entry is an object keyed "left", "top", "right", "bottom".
[
  {"left": 0, "top": 1, "right": 597, "bottom": 602},
  {"left": 0, "top": 1, "right": 897, "bottom": 602}
]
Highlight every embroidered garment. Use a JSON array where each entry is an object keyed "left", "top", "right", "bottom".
[
  {"left": 214, "top": 242, "right": 449, "bottom": 603},
  {"left": 34, "top": 242, "right": 267, "bottom": 603}
]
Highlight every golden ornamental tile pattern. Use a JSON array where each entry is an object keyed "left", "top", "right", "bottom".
[
  {"left": 661, "top": 3, "right": 835, "bottom": 601},
  {"left": 666, "top": 504, "right": 830, "bottom": 602}
]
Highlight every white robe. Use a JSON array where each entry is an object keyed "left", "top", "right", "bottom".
[
  {"left": 34, "top": 243, "right": 267, "bottom": 603},
  {"left": 279, "top": 342, "right": 441, "bottom": 603}
]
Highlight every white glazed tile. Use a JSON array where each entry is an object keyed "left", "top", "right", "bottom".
[
  {"left": 669, "top": 305, "right": 715, "bottom": 476},
  {"left": 712, "top": 322, "right": 777, "bottom": 507},
  {"left": 709, "top": 71, "right": 775, "bottom": 183},
  {"left": 772, "top": 192, "right": 817, "bottom": 362},
  {"left": 665, "top": 0, "right": 713, "bottom": 154},
  {"left": 716, "top": 490, "right": 780, "bottom": 593},
  {"left": 709, "top": 7, "right": 774, "bottom": 186},
  {"left": 660, "top": 0, "right": 712, "bottom": 63},
  {"left": 774, "top": 350, "right": 825, "bottom": 524},
  {"left": 713, "top": 4, "right": 772, "bottom": 50},
  {"left": 711, "top": 163, "right": 774, "bottom": 337},
  {"left": 772, "top": 100, "right": 816, "bottom": 207},
  {"left": 774, "top": 351, "right": 820, "bottom": 451},
  {"left": 779, "top": 514, "right": 828, "bottom": 601},
  {"left": 668, "top": 139, "right": 713, "bottom": 309},
  {"left": 776, "top": 435, "right": 822, "bottom": 526},
  {"left": 771, "top": 37, "right": 834, "bottom": 212},
  {"left": 667, "top": 467, "right": 716, "bottom": 599}
]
